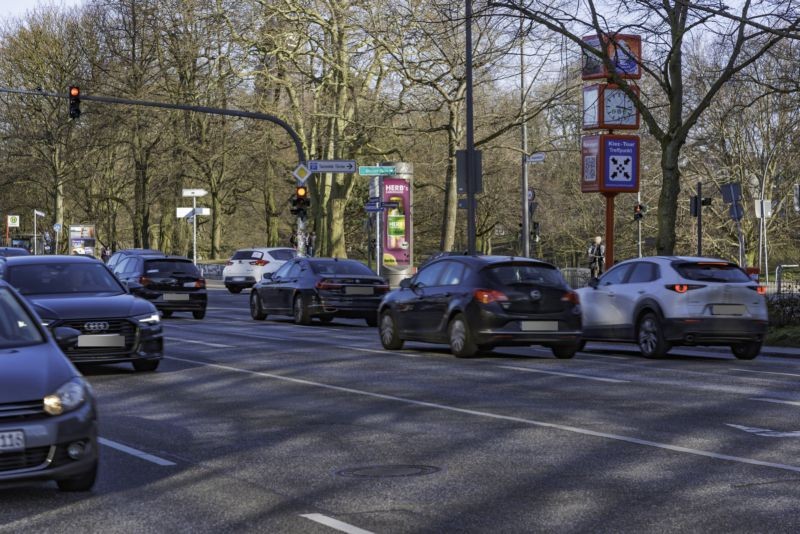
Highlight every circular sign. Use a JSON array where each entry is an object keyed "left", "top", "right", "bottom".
[{"left": 53, "top": 223, "right": 62, "bottom": 232}]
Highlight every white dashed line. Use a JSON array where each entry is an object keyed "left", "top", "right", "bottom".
[
  {"left": 300, "top": 514, "right": 374, "bottom": 534},
  {"left": 751, "top": 398, "right": 800, "bottom": 407},
  {"left": 99, "top": 438, "right": 176, "bottom": 466},
  {"left": 499, "top": 365, "right": 629, "bottom": 383},
  {"left": 164, "top": 337, "right": 234, "bottom": 348},
  {"left": 731, "top": 368, "right": 800, "bottom": 379}
]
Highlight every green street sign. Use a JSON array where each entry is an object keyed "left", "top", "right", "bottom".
[{"left": 359, "top": 166, "right": 396, "bottom": 176}]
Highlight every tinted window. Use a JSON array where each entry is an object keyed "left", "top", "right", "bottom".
[
  {"left": 273, "top": 262, "right": 293, "bottom": 279},
  {"left": 286, "top": 263, "right": 303, "bottom": 278},
  {"left": 486, "top": 263, "right": 566, "bottom": 287},
  {"left": 0, "top": 288, "right": 44, "bottom": 347},
  {"left": 414, "top": 262, "right": 447, "bottom": 287},
  {"left": 673, "top": 262, "right": 750, "bottom": 282},
  {"left": 439, "top": 262, "right": 466, "bottom": 286},
  {"left": 144, "top": 260, "right": 200, "bottom": 277},
  {"left": 8, "top": 263, "right": 124, "bottom": 295},
  {"left": 310, "top": 260, "right": 374, "bottom": 276},
  {"left": 599, "top": 264, "right": 631, "bottom": 286},
  {"left": 627, "top": 262, "right": 660, "bottom": 283},
  {"left": 232, "top": 250, "right": 262, "bottom": 260},
  {"left": 114, "top": 257, "right": 134, "bottom": 275},
  {"left": 268, "top": 249, "right": 297, "bottom": 261}
]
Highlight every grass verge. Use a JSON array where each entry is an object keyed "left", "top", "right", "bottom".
[{"left": 766, "top": 325, "right": 800, "bottom": 348}]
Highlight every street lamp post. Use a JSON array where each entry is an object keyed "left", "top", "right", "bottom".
[{"left": 182, "top": 189, "right": 208, "bottom": 264}]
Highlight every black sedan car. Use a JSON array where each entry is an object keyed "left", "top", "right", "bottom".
[
  {"left": 0, "top": 255, "right": 163, "bottom": 371},
  {"left": 250, "top": 257, "right": 389, "bottom": 326},
  {"left": 378, "top": 255, "right": 582, "bottom": 358},
  {"left": 0, "top": 280, "right": 98, "bottom": 491},
  {"left": 112, "top": 254, "right": 207, "bottom": 319}
]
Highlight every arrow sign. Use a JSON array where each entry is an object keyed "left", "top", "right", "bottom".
[
  {"left": 359, "top": 166, "right": 395, "bottom": 176},
  {"left": 308, "top": 160, "right": 357, "bottom": 173}
]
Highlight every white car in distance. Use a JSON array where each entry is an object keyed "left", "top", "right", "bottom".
[{"left": 222, "top": 247, "right": 297, "bottom": 293}]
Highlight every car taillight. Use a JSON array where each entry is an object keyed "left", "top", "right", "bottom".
[
  {"left": 316, "top": 279, "right": 343, "bottom": 290},
  {"left": 561, "top": 291, "right": 580, "bottom": 304},
  {"left": 139, "top": 276, "right": 151, "bottom": 286},
  {"left": 250, "top": 259, "right": 269, "bottom": 266},
  {"left": 375, "top": 284, "right": 390, "bottom": 294},
  {"left": 748, "top": 285, "right": 767, "bottom": 295},
  {"left": 665, "top": 284, "right": 705, "bottom": 293},
  {"left": 195, "top": 279, "right": 206, "bottom": 288},
  {"left": 225, "top": 261, "right": 233, "bottom": 266},
  {"left": 473, "top": 289, "right": 509, "bottom": 304}
]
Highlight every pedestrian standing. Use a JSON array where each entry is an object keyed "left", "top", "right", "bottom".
[{"left": 588, "top": 236, "right": 605, "bottom": 278}]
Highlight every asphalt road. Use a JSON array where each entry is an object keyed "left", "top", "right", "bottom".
[{"left": 3, "top": 287, "right": 800, "bottom": 533}]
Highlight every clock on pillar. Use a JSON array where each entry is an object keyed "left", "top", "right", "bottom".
[{"left": 583, "top": 84, "right": 640, "bottom": 130}]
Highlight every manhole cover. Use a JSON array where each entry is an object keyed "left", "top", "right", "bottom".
[{"left": 336, "top": 465, "right": 440, "bottom": 478}]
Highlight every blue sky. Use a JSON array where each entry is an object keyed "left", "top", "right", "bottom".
[{"left": 0, "top": 0, "right": 85, "bottom": 21}]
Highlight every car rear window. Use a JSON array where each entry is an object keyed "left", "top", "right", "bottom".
[
  {"left": 232, "top": 250, "right": 263, "bottom": 260},
  {"left": 268, "top": 249, "right": 297, "bottom": 261},
  {"left": 310, "top": 260, "right": 375, "bottom": 276},
  {"left": 673, "top": 262, "right": 751, "bottom": 282},
  {"left": 145, "top": 260, "right": 201, "bottom": 277},
  {"left": 485, "top": 263, "right": 567, "bottom": 287}
]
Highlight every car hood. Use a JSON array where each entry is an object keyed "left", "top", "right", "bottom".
[
  {"left": 28, "top": 293, "right": 155, "bottom": 321},
  {"left": 0, "top": 343, "right": 77, "bottom": 403}
]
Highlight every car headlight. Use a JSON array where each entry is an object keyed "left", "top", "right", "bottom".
[
  {"left": 135, "top": 312, "right": 161, "bottom": 325},
  {"left": 43, "top": 378, "right": 87, "bottom": 416}
]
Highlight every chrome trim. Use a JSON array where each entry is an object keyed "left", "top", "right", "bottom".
[{"left": 0, "top": 445, "right": 56, "bottom": 477}]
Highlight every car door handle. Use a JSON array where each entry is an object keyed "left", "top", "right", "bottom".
[{"left": 638, "top": 290, "right": 645, "bottom": 295}]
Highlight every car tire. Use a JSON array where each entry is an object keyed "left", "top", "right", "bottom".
[
  {"left": 576, "top": 340, "right": 586, "bottom": 352},
  {"left": 551, "top": 343, "right": 579, "bottom": 359},
  {"left": 731, "top": 341, "right": 761, "bottom": 360},
  {"left": 318, "top": 315, "right": 334, "bottom": 324},
  {"left": 364, "top": 315, "right": 378, "bottom": 327},
  {"left": 162, "top": 310, "right": 173, "bottom": 318},
  {"left": 449, "top": 314, "right": 478, "bottom": 358},
  {"left": 56, "top": 460, "right": 97, "bottom": 492},
  {"left": 637, "top": 312, "right": 670, "bottom": 359},
  {"left": 379, "top": 311, "right": 404, "bottom": 350},
  {"left": 293, "top": 294, "right": 311, "bottom": 325},
  {"left": 477, "top": 344, "right": 494, "bottom": 354},
  {"left": 250, "top": 293, "right": 267, "bottom": 320},
  {"left": 227, "top": 286, "right": 242, "bottom": 294},
  {"left": 132, "top": 359, "right": 160, "bottom": 372},
  {"left": 192, "top": 309, "right": 206, "bottom": 320}
]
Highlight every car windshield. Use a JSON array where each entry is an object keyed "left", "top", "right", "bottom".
[
  {"left": 269, "top": 249, "right": 297, "bottom": 261},
  {"left": 310, "top": 260, "right": 375, "bottom": 276},
  {"left": 673, "top": 262, "right": 751, "bottom": 283},
  {"left": 486, "top": 263, "right": 567, "bottom": 287},
  {"left": 7, "top": 263, "right": 124, "bottom": 296},
  {"left": 144, "top": 260, "right": 200, "bottom": 277},
  {"left": 232, "top": 250, "right": 262, "bottom": 260},
  {"left": 0, "top": 288, "right": 44, "bottom": 348}
]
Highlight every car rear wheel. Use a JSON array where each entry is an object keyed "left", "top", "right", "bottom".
[
  {"left": 637, "top": 312, "right": 670, "bottom": 359},
  {"left": 161, "top": 310, "right": 173, "bottom": 318},
  {"left": 731, "top": 341, "right": 761, "bottom": 360},
  {"left": 293, "top": 294, "right": 311, "bottom": 325},
  {"left": 250, "top": 293, "right": 267, "bottom": 320},
  {"left": 227, "top": 286, "right": 242, "bottom": 294},
  {"left": 551, "top": 343, "right": 579, "bottom": 359},
  {"left": 379, "top": 311, "right": 404, "bottom": 350},
  {"left": 364, "top": 315, "right": 378, "bottom": 327},
  {"left": 56, "top": 460, "right": 97, "bottom": 492},
  {"left": 318, "top": 315, "right": 334, "bottom": 324},
  {"left": 193, "top": 309, "right": 206, "bottom": 320},
  {"left": 132, "top": 359, "right": 160, "bottom": 372},
  {"left": 449, "top": 314, "right": 478, "bottom": 358}
]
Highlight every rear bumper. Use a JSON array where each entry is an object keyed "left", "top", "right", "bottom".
[
  {"left": 663, "top": 317, "right": 768, "bottom": 345},
  {"left": 149, "top": 294, "right": 207, "bottom": 312},
  {"left": 310, "top": 297, "right": 382, "bottom": 318},
  {"left": 224, "top": 276, "right": 256, "bottom": 289},
  {"left": 472, "top": 307, "right": 582, "bottom": 347}
]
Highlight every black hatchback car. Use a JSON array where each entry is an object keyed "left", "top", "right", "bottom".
[
  {"left": 250, "top": 257, "right": 388, "bottom": 325},
  {"left": 378, "top": 255, "right": 582, "bottom": 358},
  {"left": 0, "top": 255, "right": 163, "bottom": 371},
  {"left": 0, "top": 280, "right": 98, "bottom": 491},
  {"left": 112, "top": 255, "right": 208, "bottom": 319}
]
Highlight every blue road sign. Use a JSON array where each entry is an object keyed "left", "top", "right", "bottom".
[{"left": 602, "top": 136, "right": 639, "bottom": 191}]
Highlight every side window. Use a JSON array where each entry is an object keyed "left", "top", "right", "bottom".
[
  {"left": 114, "top": 258, "right": 132, "bottom": 275},
  {"left": 414, "top": 262, "right": 447, "bottom": 288},
  {"left": 439, "top": 262, "right": 465, "bottom": 286},
  {"left": 273, "top": 262, "right": 293, "bottom": 279},
  {"left": 599, "top": 264, "right": 631, "bottom": 286},
  {"left": 286, "top": 263, "right": 303, "bottom": 279},
  {"left": 628, "top": 262, "right": 659, "bottom": 283}
]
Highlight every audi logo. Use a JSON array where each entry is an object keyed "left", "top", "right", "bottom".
[{"left": 84, "top": 321, "right": 110, "bottom": 332}]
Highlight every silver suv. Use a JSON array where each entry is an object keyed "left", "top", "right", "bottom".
[{"left": 576, "top": 257, "right": 768, "bottom": 359}]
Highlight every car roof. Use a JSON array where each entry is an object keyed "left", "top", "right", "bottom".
[
  {"left": 115, "top": 248, "right": 165, "bottom": 256},
  {"left": 2, "top": 254, "right": 102, "bottom": 265},
  {"left": 143, "top": 255, "right": 193, "bottom": 261},
  {"left": 616, "top": 255, "right": 737, "bottom": 265},
  {"left": 425, "top": 254, "right": 556, "bottom": 268}
]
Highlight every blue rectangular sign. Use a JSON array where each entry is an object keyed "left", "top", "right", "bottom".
[{"left": 602, "top": 136, "right": 639, "bottom": 192}]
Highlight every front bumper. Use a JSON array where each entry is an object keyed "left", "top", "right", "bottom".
[
  {"left": 663, "top": 317, "right": 768, "bottom": 345},
  {"left": 62, "top": 322, "right": 164, "bottom": 365},
  {"left": 0, "top": 401, "right": 98, "bottom": 486}
]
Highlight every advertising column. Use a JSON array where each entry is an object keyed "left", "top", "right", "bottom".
[
  {"left": 380, "top": 162, "right": 413, "bottom": 287},
  {"left": 69, "top": 225, "right": 97, "bottom": 256}
]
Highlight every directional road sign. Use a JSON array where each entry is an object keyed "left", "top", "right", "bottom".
[
  {"left": 527, "top": 152, "right": 546, "bottom": 163},
  {"left": 308, "top": 160, "right": 356, "bottom": 173},
  {"left": 359, "top": 166, "right": 396, "bottom": 176},
  {"left": 182, "top": 188, "right": 208, "bottom": 197},
  {"left": 293, "top": 164, "right": 312, "bottom": 184},
  {"left": 177, "top": 207, "right": 211, "bottom": 218}
]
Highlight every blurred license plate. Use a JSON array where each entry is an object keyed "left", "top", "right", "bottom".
[
  {"left": 232, "top": 277, "right": 246, "bottom": 281},
  {"left": 0, "top": 430, "right": 25, "bottom": 453},
  {"left": 78, "top": 334, "right": 125, "bottom": 348},
  {"left": 712, "top": 304, "right": 745, "bottom": 316},
  {"left": 521, "top": 321, "right": 558, "bottom": 331},
  {"left": 345, "top": 287, "right": 373, "bottom": 295},
  {"left": 164, "top": 293, "right": 190, "bottom": 301}
]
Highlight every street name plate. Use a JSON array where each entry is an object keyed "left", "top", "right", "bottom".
[
  {"left": 308, "top": 160, "right": 357, "bottom": 173},
  {"left": 359, "top": 166, "right": 396, "bottom": 176}
]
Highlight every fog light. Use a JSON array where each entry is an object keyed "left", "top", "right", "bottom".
[{"left": 67, "top": 441, "right": 86, "bottom": 460}]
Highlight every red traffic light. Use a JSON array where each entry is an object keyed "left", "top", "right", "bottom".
[{"left": 68, "top": 85, "right": 81, "bottom": 119}]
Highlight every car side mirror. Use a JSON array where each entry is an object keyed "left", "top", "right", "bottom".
[
  {"left": 588, "top": 277, "right": 599, "bottom": 289},
  {"left": 53, "top": 326, "right": 81, "bottom": 349},
  {"left": 262, "top": 272, "right": 273, "bottom": 280},
  {"left": 399, "top": 278, "right": 412, "bottom": 289}
]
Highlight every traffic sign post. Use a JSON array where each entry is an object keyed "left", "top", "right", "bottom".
[
  {"left": 181, "top": 189, "right": 210, "bottom": 264},
  {"left": 359, "top": 166, "right": 396, "bottom": 176}
]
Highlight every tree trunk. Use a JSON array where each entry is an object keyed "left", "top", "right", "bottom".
[
  {"left": 656, "top": 139, "right": 684, "bottom": 255},
  {"left": 440, "top": 104, "right": 461, "bottom": 251},
  {"left": 211, "top": 192, "right": 222, "bottom": 259},
  {"left": 327, "top": 195, "right": 347, "bottom": 258}
]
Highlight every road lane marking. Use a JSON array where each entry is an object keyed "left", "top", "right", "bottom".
[
  {"left": 300, "top": 514, "right": 374, "bottom": 534},
  {"left": 751, "top": 398, "right": 800, "bottom": 407},
  {"left": 352, "top": 347, "right": 420, "bottom": 358},
  {"left": 499, "top": 365, "right": 629, "bottom": 383},
  {"left": 726, "top": 423, "right": 800, "bottom": 438},
  {"left": 731, "top": 368, "right": 800, "bottom": 379},
  {"left": 99, "top": 438, "right": 176, "bottom": 466},
  {"left": 167, "top": 355, "right": 800, "bottom": 474},
  {"left": 165, "top": 337, "right": 234, "bottom": 348}
]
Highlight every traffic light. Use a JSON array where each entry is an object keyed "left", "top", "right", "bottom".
[
  {"left": 290, "top": 185, "right": 310, "bottom": 217},
  {"left": 68, "top": 86, "right": 81, "bottom": 119},
  {"left": 690, "top": 196, "right": 712, "bottom": 217},
  {"left": 633, "top": 203, "right": 646, "bottom": 221},
  {"left": 794, "top": 184, "right": 800, "bottom": 213}
]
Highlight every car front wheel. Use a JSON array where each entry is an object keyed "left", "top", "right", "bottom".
[
  {"left": 637, "top": 312, "right": 670, "bottom": 359},
  {"left": 132, "top": 359, "right": 160, "bottom": 372},
  {"left": 449, "top": 314, "right": 478, "bottom": 358},
  {"left": 379, "top": 311, "right": 404, "bottom": 350},
  {"left": 731, "top": 341, "right": 761, "bottom": 360},
  {"left": 193, "top": 309, "right": 206, "bottom": 320},
  {"left": 551, "top": 343, "right": 579, "bottom": 359},
  {"left": 227, "top": 286, "right": 242, "bottom": 294},
  {"left": 293, "top": 294, "right": 311, "bottom": 325}
]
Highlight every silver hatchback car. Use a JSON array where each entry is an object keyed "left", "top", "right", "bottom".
[{"left": 576, "top": 257, "right": 768, "bottom": 359}]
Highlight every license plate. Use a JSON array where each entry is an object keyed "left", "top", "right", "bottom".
[
  {"left": 164, "top": 293, "right": 190, "bottom": 301},
  {"left": 345, "top": 286, "right": 374, "bottom": 295},
  {"left": 78, "top": 334, "right": 126, "bottom": 348},
  {"left": 521, "top": 321, "right": 558, "bottom": 331},
  {"left": 0, "top": 430, "right": 25, "bottom": 453},
  {"left": 712, "top": 304, "right": 746, "bottom": 316},
  {"left": 232, "top": 277, "right": 246, "bottom": 282}
]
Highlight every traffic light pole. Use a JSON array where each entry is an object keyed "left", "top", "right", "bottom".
[
  {"left": 697, "top": 181, "right": 703, "bottom": 257},
  {"left": 465, "top": 0, "right": 477, "bottom": 256},
  {"left": 637, "top": 191, "right": 642, "bottom": 258}
]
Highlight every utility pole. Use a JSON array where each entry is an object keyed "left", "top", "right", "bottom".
[
  {"left": 696, "top": 181, "right": 703, "bottom": 257},
  {"left": 520, "top": 19, "right": 530, "bottom": 258},
  {"left": 465, "top": 0, "right": 477, "bottom": 255}
]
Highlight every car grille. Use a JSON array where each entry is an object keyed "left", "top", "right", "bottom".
[
  {"left": 60, "top": 319, "right": 138, "bottom": 358},
  {"left": 0, "top": 446, "right": 52, "bottom": 473},
  {"left": 0, "top": 400, "right": 46, "bottom": 421}
]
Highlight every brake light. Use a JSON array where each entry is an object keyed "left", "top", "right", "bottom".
[
  {"left": 250, "top": 259, "right": 269, "bottom": 266},
  {"left": 748, "top": 285, "right": 767, "bottom": 295},
  {"left": 473, "top": 289, "right": 509, "bottom": 304},
  {"left": 316, "top": 279, "right": 343, "bottom": 290},
  {"left": 195, "top": 279, "right": 206, "bottom": 288},
  {"left": 666, "top": 284, "right": 705, "bottom": 293},
  {"left": 139, "top": 276, "right": 151, "bottom": 286},
  {"left": 375, "top": 284, "right": 390, "bottom": 294},
  {"left": 561, "top": 291, "right": 580, "bottom": 305}
]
